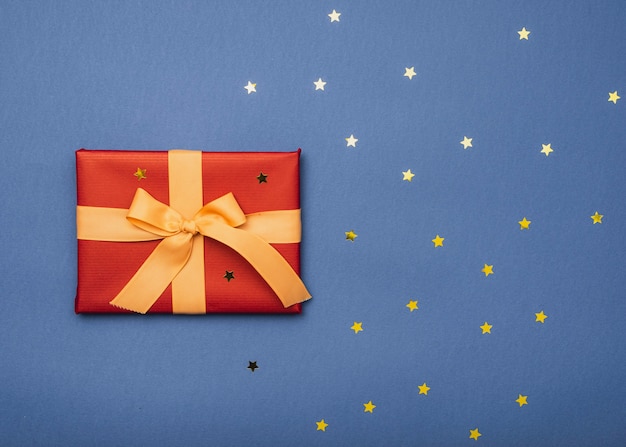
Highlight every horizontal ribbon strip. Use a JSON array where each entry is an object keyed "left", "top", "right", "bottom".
[{"left": 77, "top": 206, "right": 302, "bottom": 243}]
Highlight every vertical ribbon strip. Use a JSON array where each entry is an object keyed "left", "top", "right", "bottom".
[{"left": 168, "top": 150, "right": 206, "bottom": 314}]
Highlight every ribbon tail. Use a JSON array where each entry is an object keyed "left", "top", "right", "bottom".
[
  {"left": 109, "top": 233, "right": 194, "bottom": 314},
  {"left": 203, "top": 224, "right": 311, "bottom": 308}
]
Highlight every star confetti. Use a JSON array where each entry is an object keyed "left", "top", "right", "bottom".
[
  {"left": 244, "top": 81, "right": 257, "bottom": 94},
  {"left": 224, "top": 271, "right": 235, "bottom": 282},
  {"left": 345, "top": 230, "right": 357, "bottom": 241},
  {"left": 418, "top": 383, "right": 430, "bottom": 395},
  {"left": 328, "top": 9, "right": 341, "bottom": 22},
  {"left": 480, "top": 322, "right": 492, "bottom": 334},
  {"left": 482, "top": 264, "right": 494, "bottom": 277},
  {"left": 469, "top": 428, "right": 482, "bottom": 441},
  {"left": 516, "top": 394, "right": 528, "bottom": 407},
  {"left": 363, "top": 401, "right": 376, "bottom": 413},
  {"left": 404, "top": 67, "right": 416, "bottom": 80},
  {"left": 406, "top": 300, "right": 418, "bottom": 312},
  {"left": 608, "top": 91, "right": 620, "bottom": 104},
  {"left": 316, "top": 419, "right": 328, "bottom": 431},
  {"left": 402, "top": 169, "right": 415, "bottom": 181},
  {"left": 257, "top": 172, "right": 268, "bottom": 183},
  {"left": 351, "top": 322, "right": 363, "bottom": 334},
  {"left": 432, "top": 235, "right": 444, "bottom": 247},
  {"left": 133, "top": 168, "right": 147, "bottom": 180},
  {"left": 345, "top": 134, "right": 358, "bottom": 147},
  {"left": 590, "top": 211, "right": 603, "bottom": 224},
  {"left": 540, "top": 143, "right": 554, "bottom": 156},
  {"left": 518, "top": 217, "right": 531, "bottom": 230},
  {"left": 518, "top": 27, "right": 530, "bottom": 40},
  {"left": 247, "top": 361, "right": 258, "bottom": 372},
  {"left": 314, "top": 78, "right": 327, "bottom": 91},
  {"left": 535, "top": 310, "right": 548, "bottom": 323},
  {"left": 460, "top": 136, "right": 473, "bottom": 149}
]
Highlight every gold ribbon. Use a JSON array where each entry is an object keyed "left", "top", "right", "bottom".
[{"left": 76, "top": 150, "right": 311, "bottom": 314}]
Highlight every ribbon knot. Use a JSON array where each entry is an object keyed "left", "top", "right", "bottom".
[{"left": 180, "top": 220, "right": 198, "bottom": 235}]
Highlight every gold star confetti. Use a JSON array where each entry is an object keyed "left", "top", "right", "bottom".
[
  {"left": 133, "top": 168, "right": 147, "bottom": 180},
  {"left": 418, "top": 383, "right": 430, "bottom": 395},
  {"left": 535, "top": 310, "right": 547, "bottom": 323},
  {"left": 460, "top": 136, "right": 473, "bottom": 149},
  {"left": 244, "top": 81, "right": 257, "bottom": 94},
  {"left": 516, "top": 394, "right": 528, "bottom": 407},
  {"left": 314, "top": 78, "right": 327, "bottom": 90},
  {"left": 404, "top": 67, "right": 416, "bottom": 80},
  {"left": 482, "top": 264, "right": 494, "bottom": 277},
  {"left": 590, "top": 211, "right": 603, "bottom": 224},
  {"left": 540, "top": 143, "right": 554, "bottom": 156},
  {"left": 328, "top": 9, "right": 341, "bottom": 22},
  {"left": 432, "top": 235, "right": 444, "bottom": 247},
  {"left": 316, "top": 419, "right": 328, "bottom": 431},
  {"left": 518, "top": 27, "right": 531, "bottom": 40},
  {"left": 402, "top": 169, "right": 415, "bottom": 181},
  {"left": 351, "top": 322, "right": 363, "bottom": 334},
  {"left": 518, "top": 217, "right": 531, "bottom": 230},
  {"left": 345, "top": 230, "right": 357, "bottom": 241},
  {"left": 608, "top": 91, "right": 620, "bottom": 104},
  {"left": 469, "top": 428, "right": 482, "bottom": 441},
  {"left": 257, "top": 172, "right": 268, "bottom": 183},
  {"left": 480, "top": 322, "right": 492, "bottom": 334},
  {"left": 224, "top": 271, "right": 235, "bottom": 282},
  {"left": 345, "top": 134, "right": 358, "bottom": 147},
  {"left": 363, "top": 401, "right": 376, "bottom": 413},
  {"left": 406, "top": 300, "right": 419, "bottom": 312}
]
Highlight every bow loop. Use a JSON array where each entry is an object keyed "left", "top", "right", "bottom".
[
  {"left": 194, "top": 192, "right": 246, "bottom": 229},
  {"left": 126, "top": 188, "right": 185, "bottom": 236}
]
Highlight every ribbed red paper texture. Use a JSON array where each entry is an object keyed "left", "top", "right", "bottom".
[{"left": 75, "top": 149, "right": 303, "bottom": 314}]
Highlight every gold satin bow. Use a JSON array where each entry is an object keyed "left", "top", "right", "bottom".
[{"left": 103, "top": 187, "right": 311, "bottom": 313}]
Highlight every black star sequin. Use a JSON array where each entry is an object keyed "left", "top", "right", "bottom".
[{"left": 247, "top": 361, "right": 258, "bottom": 372}]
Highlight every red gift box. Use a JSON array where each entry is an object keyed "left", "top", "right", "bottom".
[{"left": 75, "top": 149, "right": 310, "bottom": 314}]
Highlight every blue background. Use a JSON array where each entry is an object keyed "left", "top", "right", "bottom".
[{"left": 1, "top": 1, "right": 625, "bottom": 445}]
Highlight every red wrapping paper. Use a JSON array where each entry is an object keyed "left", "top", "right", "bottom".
[{"left": 75, "top": 149, "right": 303, "bottom": 314}]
